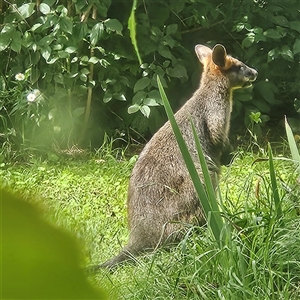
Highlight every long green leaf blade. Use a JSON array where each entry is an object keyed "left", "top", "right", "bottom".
[
  {"left": 285, "top": 116, "right": 300, "bottom": 164},
  {"left": 128, "top": 0, "right": 142, "bottom": 65},
  {"left": 268, "top": 143, "right": 282, "bottom": 219},
  {"left": 191, "top": 122, "right": 224, "bottom": 234}
]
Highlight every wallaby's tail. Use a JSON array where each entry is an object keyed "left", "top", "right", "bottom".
[{"left": 87, "top": 246, "right": 138, "bottom": 273}]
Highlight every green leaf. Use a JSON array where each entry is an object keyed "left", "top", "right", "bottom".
[
  {"left": 31, "top": 66, "right": 40, "bottom": 84},
  {"left": 128, "top": 104, "right": 140, "bottom": 114},
  {"left": 73, "top": 23, "right": 88, "bottom": 41},
  {"left": 143, "top": 98, "right": 160, "bottom": 106},
  {"left": 1, "top": 24, "right": 15, "bottom": 34},
  {"left": 140, "top": 105, "right": 151, "bottom": 118},
  {"left": 235, "top": 23, "right": 245, "bottom": 32},
  {"left": 158, "top": 45, "right": 173, "bottom": 59},
  {"left": 11, "top": 31, "right": 22, "bottom": 53},
  {"left": 134, "top": 78, "right": 151, "bottom": 93},
  {"left": 48, "top": 108, "right": 57, "bottom": 120},
  {"left": 293, "top": 39, "right": 300, "bottom": 55},
  {"left": 280, "top": 45, "right": 294, "bottom": 62},
  {"left": 255, "top": 81, "right": 278, "bottom": 104},
  {"left": 103, "top": 90, "right": 112, "bottom": 103},
  {"left": 285, "top": 117, "right": 300, "bottom": 164},
  {"left": 166, "top": 24, "right": 178, "bottom": 35},
  {"left": 166, "top": 64, "right": 187, "bottom": 78},
  {"left": 79, "top": 73, "right": 87, "bottom": 82},
  {"left": 132, "top": 91, "right": 146, "bottom": 104},
  {"left": 17, "top": 3, "right": 36, "bottom": 19},
  {"left": 39, "top": 35, "right": 54, "bottom": 46},
  {"left": 264, "top": 29, "right": 282, "bottom": 39},
  {"left": 41, "top": 47, "right": 51, "bottom": 61},
  {"left": 90, "top": 23, "right": 104, "bottom": 46},
  {"left": 271, "top": 15, "right": 288, "bottom": 27},
  {"left": 290, "top": 21, "right": 300, "bottom": 33},
  {"left": 242, "top": 34, "right": 255, "bottom": 48},
  {"left": 105, "top": 19, "right": 123, "bottom": 34},
  {"left": 80, "top": 68, "right": 90, "bottom": 75},
  {"left": 115, "top": 93, "right": 126, "bottom": 101},
  {"left": 72, "top": 107, "right": 85, "bottom": 118},
  {"left": 128, "top": 0, "right": 142, "bottom": 65},
  {"left": 267, "top": 48, "right": 279, "bottom": 62},
  {"left": 31, "top": 23, "right": 43, "bottom": 32},
  {"left": 65, "top": 46, "right": 77, "bottom": 53},
  {"left": 89, "top": 57, "right": 99, "bottom": 64},
  {"left": 39, "top": 3, "right": 51, "bottom": 15},
  {"left": 0, "top": 33, "right": 11, "bottom": 51},
  {"left": 59, "top": 16, "right": 73, "bottom": 34},
  {"left": 95, "top": 1, "right": 111, "bottom": 18}
]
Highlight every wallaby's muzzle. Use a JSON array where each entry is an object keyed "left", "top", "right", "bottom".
[{"left": 243, "top": 67, "right": 258, "bottom": 88}]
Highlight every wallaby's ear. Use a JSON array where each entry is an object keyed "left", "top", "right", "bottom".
[
  {"left": 195, "top": 45, "right": 212, "bottom": 65},
  {"left": 212, "top": 44, "right": 227, "bottom": 68}
]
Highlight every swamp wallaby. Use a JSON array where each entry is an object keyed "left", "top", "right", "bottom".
[{"left": 100, "top": 44, "right": 258, "bottom": 269}]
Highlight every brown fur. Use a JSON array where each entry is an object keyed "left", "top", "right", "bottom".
[{"left": 99, "top": 44, "right": 258, "bottom": 269}]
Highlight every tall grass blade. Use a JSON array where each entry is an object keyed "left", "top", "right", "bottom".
[
  {"left": 128, "top": 0, "right": 142, "bottom": 65},
  {"left": 285, "top": 117, "right": 300, "bottom": 165},
  {"left": 268, "top": 143, "right": 282, "bottom": 219},
  {"left": 191, "top": 122, "right": 224, "bottom": 236},
  {"left": 157, "top": 75, "right": 224, "bottom": 247}
]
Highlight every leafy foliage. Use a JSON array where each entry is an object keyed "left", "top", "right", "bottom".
[{"left": 0, "top": 0, "right": 299, "bottom": 156}]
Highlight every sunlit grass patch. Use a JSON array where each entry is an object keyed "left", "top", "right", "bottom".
[{"left": 1, "top": 142, "right": 299, "bottom": 299}]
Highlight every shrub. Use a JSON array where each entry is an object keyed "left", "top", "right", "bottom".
[{"left": 0, "top": 0, "right": 299, "bottom": 157}]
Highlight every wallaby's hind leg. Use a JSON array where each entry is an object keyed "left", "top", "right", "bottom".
[{"left": 100, "top": 245, "right": 138, "bottom": 269}]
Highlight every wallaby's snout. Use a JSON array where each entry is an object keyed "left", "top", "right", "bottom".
[{"left": 243, "top": 66, "right": 258, "bottom": 87}]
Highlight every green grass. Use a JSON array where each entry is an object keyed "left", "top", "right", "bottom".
[{"left": 1, "top": 144, "right": 300, "bottom": 299}]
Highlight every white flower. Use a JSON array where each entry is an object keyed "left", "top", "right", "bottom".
[
  {"left": 33, "top": 89, "right": 41, "bottom": 96},
  {"left": 27, "top": 93, "right": 36, "bottom": 102},
  {"left": 27, "top": 89, "right": 41, "bottom": 102},
  {"left": 15, "top": 73, "right": 25, "bottom": 81}
]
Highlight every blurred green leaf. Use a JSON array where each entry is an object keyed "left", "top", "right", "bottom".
[
  {"left": 105, "top": 19, "right": 123, "bottom": 35},
  {"left": 280, "top": 45, "right": 294, "bottom": 61},
  {"left": 0, "top": 33, "right": 11, "bottom": 51},
  {"left": 17, "top": 3, "right": 36, "bottom": 19},
  {"left": 293, "top": 39, "right": 300, "bottom": 54},
  {"left": 128, "top": 103, "right": 140, "bottom": 114},
  {"left": 134, "top": 78, "right": 151, "bottom": 93},
  {"left": 140, "top": 105, "right": 151, "bottom": 118},
  {"left": 264, "top": 29, "right": 282, "bottom": 39},
  {"left": 90, "top": 23, "right": 104, "bottom": 46},
  {"left": 59, "top": 16, "right": 73, "bottom": 34},
  {"left": 72, "top": 107, "right": 85, "bottom": 118},
  {"left": 242, "top": 34, "right": 255, "bottom": 48},
  {"left": 290, "top": 21, "right": 300, "bottom": 33},
  {"left": 39, "top": 3, "right": 51, "bottom": 15},
  {"left": 166, "top": 24, "right": 178, "bottom": 35}
]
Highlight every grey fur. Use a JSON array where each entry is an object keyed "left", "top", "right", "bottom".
[{"left": 99, "top": 44, "right": 258, "bottom": 269}]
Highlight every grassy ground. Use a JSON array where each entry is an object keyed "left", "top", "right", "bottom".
[{"left": 1, "top": 142, "right": 300, "bottom": 299}]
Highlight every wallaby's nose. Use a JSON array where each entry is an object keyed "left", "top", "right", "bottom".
[{"left": 250, "top": 68, "right": 258, "bottom": 81}]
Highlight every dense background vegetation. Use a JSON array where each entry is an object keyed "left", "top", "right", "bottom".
[
  {"left": 0, "top": 0, "right": 299, "bottom": 159},
  {"left": 1, "top": 1, "right": 300, "bottom": 298}
]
